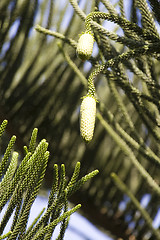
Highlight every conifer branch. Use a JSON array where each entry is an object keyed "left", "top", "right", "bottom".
[
  {"left": 0, "top": 231, "right": 12, "bottom": 240},
  {"left": 135, "top": 0, "right": 159, "bottom": 38},
  {"left": 26, "top": 208, "right": 45, "bottom": 234},
  {"left": 67, "top": 169, "right": 99, "bottom": 197},
  {"left": 148, "top": 0, "right": 160, "bottom": 23},
  {"left": 108, "top": 78, "right": 134, "bottom": 129},
  {"left": 28, "top": 128, "right": 38, "bottom": 154},
  {"left": 0, "top": 151, "right": 18, "bottom": 195},
  {"left": 0, "top": 152, "right": 32, "bottom": 210},
  {"left": 0, "top": 120, "right": 8, "bottom": 139},
  {"left": 57, "top": 42, "right": 88, "bottom": 87},
  {"left": 98, "top": 101, "right": 160, "bottom": 166},
  {"left": 2, "top": 0, "right": 160, "bottom": 238},
  {"left": 97, "top": 112, "right": 160, "bottom": 196},
  {"left": 8, "top": 151, "right": 49, "bottom": 240},
  {"left": 10, "top": 196, "right": 23, "bottom": 233},
  {"left": 0, "top": 121, "right": 98, "bottom": 239},
  {"left": 0, "top": 140, "right": 49, "bottom": 235},
  {"left": 85, "top": 12, "right": 160, "bottom": 42},
  {"left": 0, "top": 135, "right": 16, "bottom": 179},
  {"left": 100, "top": 0, "right": 117, "bottom": 15},
  {"left": 66, "top": 161, "right": 81, "bottom": 190},
  {"left": 91, "top": 21, "right": 145, "bottom": 48},
  {"left": 68, "top": 0, "right": 86, "bottom": 21},
  {"left": 111, "top": 173, "right": 160, "bottom": 240},
  {"left": 31, "top": 204, "right": 81, "bottom": 240},
  {"left": 35, "top": 25, "right": 77, "bottom": 49},
  {"left": 119, "top": 0, "right": 125, "bottom": 18},
  {"left": 47, "top": 164, "right": 59, "bottom": 209},
  {"left": 56, "top": 193, "right": 69, "bottom": 240}
]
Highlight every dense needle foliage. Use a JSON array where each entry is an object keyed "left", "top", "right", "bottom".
[{"left": 0, "top": 120, "right": 98, "bottom": 239}]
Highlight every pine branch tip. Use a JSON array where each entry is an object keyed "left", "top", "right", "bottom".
[
  {"left": 92, "top": 169, "right": 99, "bottom": 175},
  {"left": 75, "top": 161, "right": 81, "bottom": 167},
  {"left": 2, "top": 120, "right": 8, "bottom": 125},
  {"left": 110, "top": 172, "right": 116, "bottom": 178}
]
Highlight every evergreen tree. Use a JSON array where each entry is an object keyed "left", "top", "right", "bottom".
[{"left": 1, "top": 0, "right": 160, "bottom": 239}]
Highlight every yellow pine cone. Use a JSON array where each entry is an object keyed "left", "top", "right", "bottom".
[
  {"left": 80, "top": 96, "right": 96, "bottom": 142},
  {"left": 77, "top": 33, "right": 94, "bottom": 60}
]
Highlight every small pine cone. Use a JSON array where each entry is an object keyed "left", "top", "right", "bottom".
[
  {"left": 77, "top": 33, "right": 94, "bottom": 60},
  {"left": 80, "top": 96, "right": 96, "bottom": 142}
]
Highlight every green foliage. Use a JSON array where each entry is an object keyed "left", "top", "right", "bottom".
[
  {"left": 35, "top": 0, "right": 160, "bottom": 238},
  {"left": 1, "top": 0, "right": 160, "bottom": 239},
  {"left": 111, "top": 173, "right": 160, "bottom": 239},
  {"left": 0, "top": 120, "right": 98, "bottom": 239}
]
